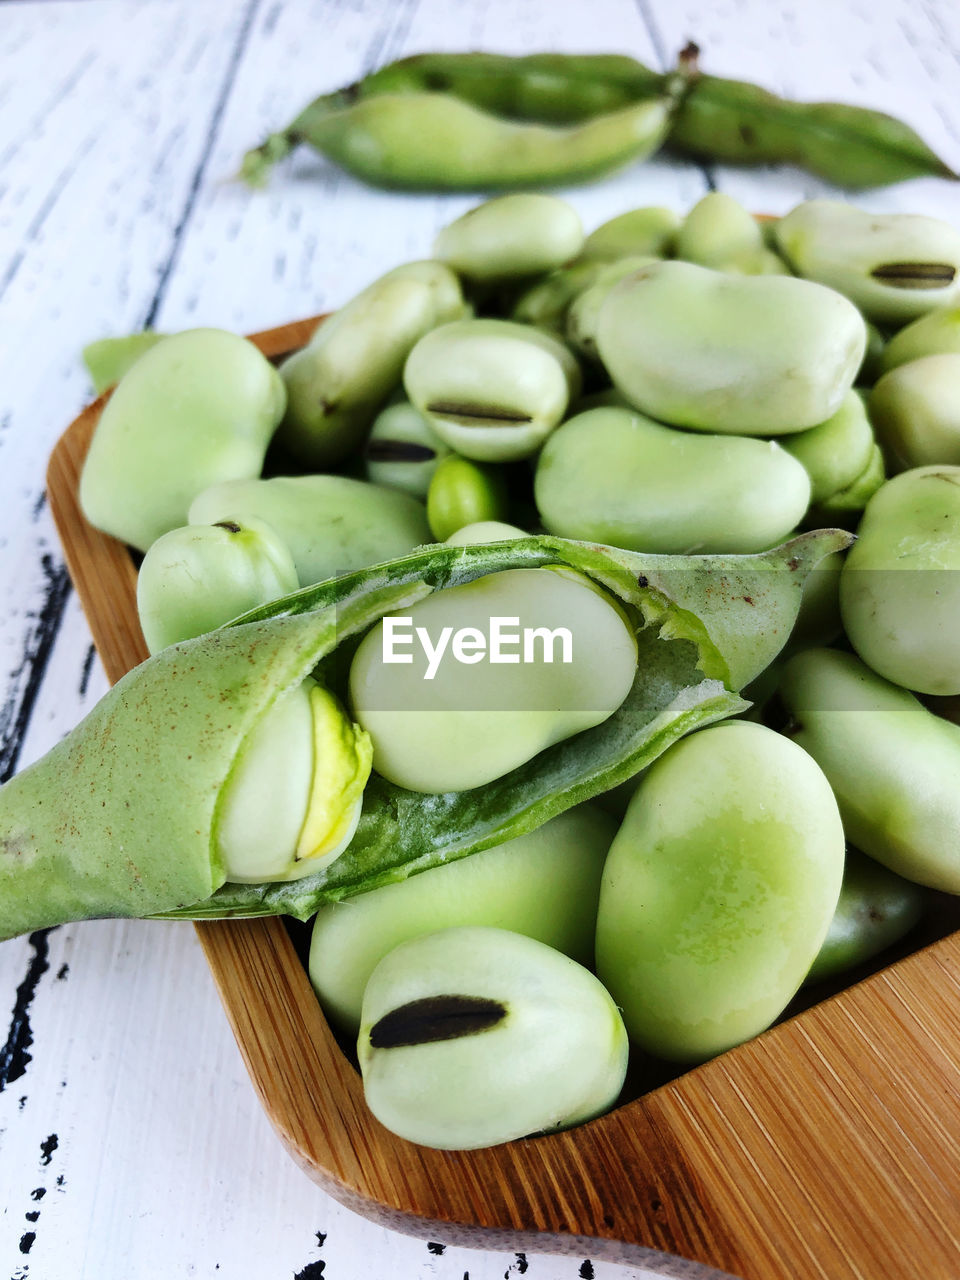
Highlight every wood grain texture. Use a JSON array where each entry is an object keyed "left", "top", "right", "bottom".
[{"left": 46, "top": 317, "right": 960, "bottom": 1280}]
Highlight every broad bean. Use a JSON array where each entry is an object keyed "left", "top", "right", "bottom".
[
  {"left": 425, "top": 455, "right": 510, "bottom": 541},
  {"left": 881, "top": 306, "right": 960, "bottom": 372},
  {"left": 673, "top": 191, "right": 763, "bottom": 269},
  {"left": 534, "top": 406, "right": 810, "bottom": 553},
  {"left": 357, "top": 926, "right": 628, "bottom": 1150},
  {"left": 580, "top": 205, "right": 679, "bottom": 261},
  {"left": 780, "top": 391, "right": 876, "bottom": 504},
  {"left": 136, "top": 519, "right": 299, "bottom": 654},
  {"left": 83, "top": 332, "right": 166, "bottom": 394},
  {"left": 404, "top": 318, "right": 581, "bottom": 462},
  {"left": 364, "top": 399, "right": 450, "bottom": 497},
  {"left": 188, "top": 474, "right": 430, "bottom": 586},
  {"left": 870, "top": 354, "right": 960, "bottom": 469},
  {"left": 776, "top": 200, "right": 960, "bottom": 325},
  {"left": 348, "top": 567, "right": 638, "bottom": 793},
  {"left": 444, "top": 520, "right": 527, "bottom": 546},
  {"left": 595, "top": 260, "right": 866, "bottom": 435},
  {"left": 805, "top": 849, "right": 923, "bottom": 985},
  {"left": 218, "top": 677, "right": 371, "bottom": 883},
  {"left": 595, "top": 721, "right": 844, "bottom": 1061},
  {"left": 309, "top": 805, "right": 616, "bottom": 1029},
  {"left": 278, "top": 260, "right": 465, "bottom": 466},
  {"left": 780, "top": 648, "right": 960, "bottom": 891},
  {"left": 80, "top": 329, "right": 286, "bottom": 552},
  {"left": 839, "top": 466, "right": 960, "bottom": 695},
  {"left": 434, "top": 193, "right": 583, "bottom": 280}
]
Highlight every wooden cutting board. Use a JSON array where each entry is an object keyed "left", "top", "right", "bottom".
[{"left": 47, "top": 316, "right": 960, "bottom": 1280}]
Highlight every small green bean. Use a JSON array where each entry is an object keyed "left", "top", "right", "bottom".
[
  {"left": 434, "top": 194, "right": 583, "bottom": 281},
  {"left": 425, "top": 454, "right": 509, "bottom": 542}
]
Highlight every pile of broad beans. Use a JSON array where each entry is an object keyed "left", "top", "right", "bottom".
[{"left": 49, "top": 191, "right": 960, "bottom": 1147}]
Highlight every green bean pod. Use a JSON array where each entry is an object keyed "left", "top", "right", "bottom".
[
  {"left": 668, "top": 49, "right": 957, "bottom": 188},
  {"left": 0, "top": 531, "right": 848, "bottom": 941},
  {"left": 357, "top": 51, "right": 664, "bottom": 122},
  {"left": 246, "top": 91, "right": 676, "bottom": 192}
]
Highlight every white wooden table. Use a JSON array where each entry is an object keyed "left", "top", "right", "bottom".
[{"left": 1, "top": 2, "right": 959, "bottom": 1277}]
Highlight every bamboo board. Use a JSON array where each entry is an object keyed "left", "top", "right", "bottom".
[{"left": 46, "top": 317, "right": 960, "bottom": 1280}]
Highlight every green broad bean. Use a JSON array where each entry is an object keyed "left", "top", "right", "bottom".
[
  {"left": 510, "top": 260, "right": 613, "bottom": 330},
  {"left": 425, "top": 455, "right": 510, "bottom": 542},
  {"left": 364, "top": 399, "right": 450, "bottom": 498},
  {"left": 881, "top": 306, "right": 960, "bottom": 373},
  {"left": 357, "top": 926, "right": 628, "bottom": 1150},
  {"left": 278, "top": 260, "right": 465, "bottom": 466},
  {"left": 444, "top": 520, "right": 528, "bottom": 546},
  {"left": 218, "top": 677, "right": 371, "bottom": 883},
  {"left": 812, "top": 442, "right": 885, "bottom": 521},
  {"left": 870, "top": 354, "right": 960, "bottom": 469},
  {"left": 187, "top": 474, "right": 430, "bottom": 587},
  {"left": 309, "top": 804, "right": 616, "bottom": 1030},
  {"left": 673, "top": 191, "right": 763, "bottom": 269},
  {"left": 839, "top": 466, "right": 960, "bottom": 696},
  {"left": 580, "top": 205, "right": 679, "bottom": 261},
  {"left": 857, "top": 321, "right": 887, "bottom": 386},
  {"left": 780, "top": 391, "right": 876, "bottom": 504},
  {"left": 805, "top": 849, "right": 923, "bottom": 985},
  {"left": 595, "top": 260, "right": 866, "bottom": 435},
  {"left": 776, "top": 200, "right": 960, "bottom": 326},
  {"left": 564, "top": 256, "right": 659, "bottom": 360},
  {"left": 243, "top": 90, "right": 676, "bottom": 192},
  {"left": 136, "top": 518, "right": 299, "bottom": 654},
  {"left": 83, "top": 332, "right": 166, "bottom": 394},
  {"left": 595, "top": 721, "right": 844, "bottom": 1062},
  {"left": 79, "top": 329, "right": 286, "bottom": 553},
  {"left": 779, "top": 648, "right": 960, "bottom": 892},
  {"left": 534, "top": 406, "right": 810, "bottom": 553},
  {"left": 434, "top": 194, "right": 583, "bottom": 281},
  {"left": 348, "top": 567, "right": 638, "bottom": 793},
  {"left": 404, "top": 318, "right": 581, "bottom": 462}
]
